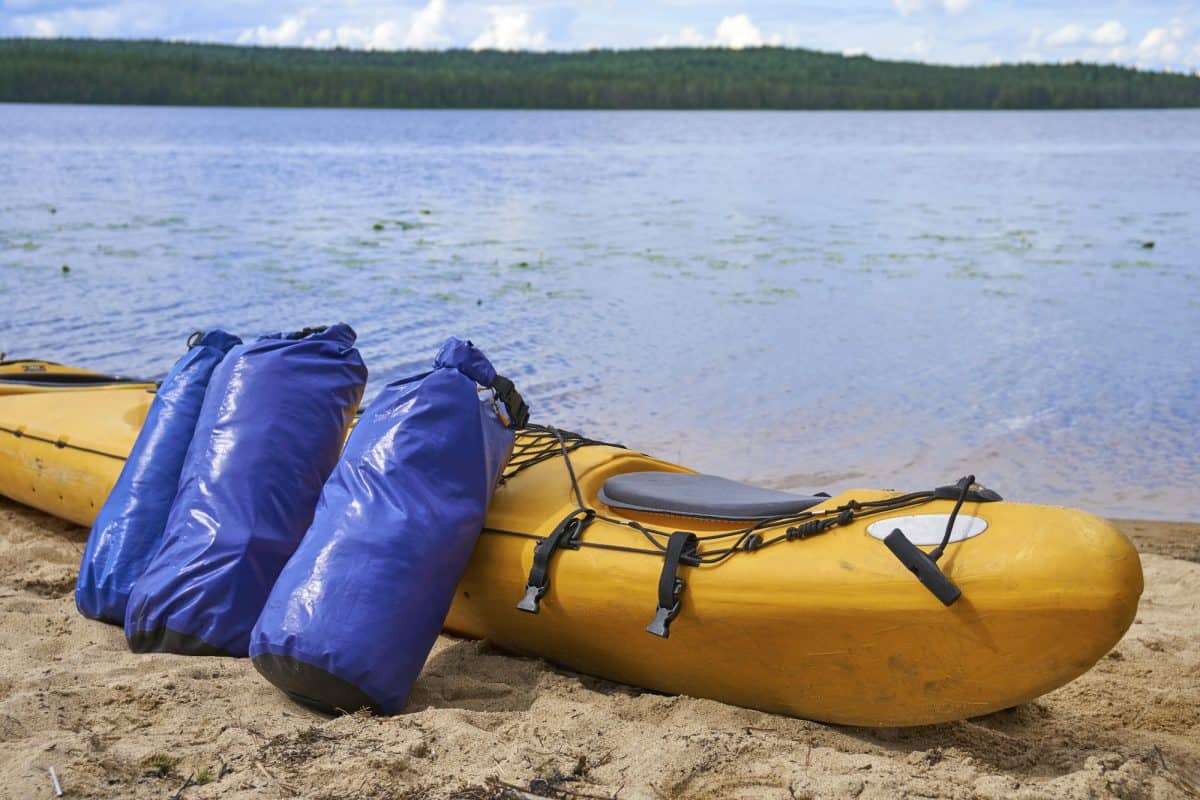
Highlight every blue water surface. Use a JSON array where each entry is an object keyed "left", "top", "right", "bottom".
[{"left": 1, "top": 105, "right": 1197, "bottom": 519}]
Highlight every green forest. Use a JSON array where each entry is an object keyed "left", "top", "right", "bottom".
[{"left": 2, "top": 38, "right": 1199, "bottom": 110}]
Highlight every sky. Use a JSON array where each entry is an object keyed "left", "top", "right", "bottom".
[{"left": 2, "top": 1, "right": 1199, "bottom": 72}]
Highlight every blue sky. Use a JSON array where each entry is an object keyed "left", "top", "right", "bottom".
[{"left": 2, "top": 1, "right": 1198, "bottom": 71}]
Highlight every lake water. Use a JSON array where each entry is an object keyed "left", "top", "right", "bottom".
[{"left": 1, "top": 105, "right": 1197, "bottom": 520}]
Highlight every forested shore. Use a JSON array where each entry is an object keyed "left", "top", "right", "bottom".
[{"left": 2, "top": 38, "right": 1199, "bottom": 109}]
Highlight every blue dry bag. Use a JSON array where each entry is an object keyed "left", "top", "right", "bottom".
[
  {"left": 250, "top": 337, "right": 527, "bottom": 714},
  {"left": 75, "top": 329, "right": 241, "bottom": 624},
  {"left": 125, "top": 324, "right": 367, "bottom": 657}
]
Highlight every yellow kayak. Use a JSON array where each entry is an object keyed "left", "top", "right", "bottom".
[
  {"left": 0, "top": 381, "right": 1142, "bottom": 726},
  {"left": 0, "top": 358, "right": 153, "bottom": 395}
]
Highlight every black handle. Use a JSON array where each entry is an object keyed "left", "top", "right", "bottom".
[
  {"left": 491, "top": 374, "right": 530, "bottom": 429},
  {"left": 883, "top": 529, "right": 962, "bottom": 606}
]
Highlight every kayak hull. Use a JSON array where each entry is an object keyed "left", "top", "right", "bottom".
[
  {"left": 0, "top": 388, "right": 152, "bottom": 525},
  {"left": 0, "top": 385, "right": 1143, "bottom": 726}
]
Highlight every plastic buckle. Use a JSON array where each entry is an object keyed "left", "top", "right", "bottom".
[
  {"left": 517, "top": 583, "right": 545, "bottom": 614},
  {"left": 514, "top": 511, "right": 592, "bottom": 615},
  {"left": 646, "top": 579, "right": 685, "bottom": 638}
]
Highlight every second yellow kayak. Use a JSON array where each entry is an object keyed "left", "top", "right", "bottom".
[{"left": 0, "top": 358, "right": 152, "bottom": 396}]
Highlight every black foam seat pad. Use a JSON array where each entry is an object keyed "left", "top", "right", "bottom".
[{"left": 598, "top": 471, "right": 826, "bottom": 521}]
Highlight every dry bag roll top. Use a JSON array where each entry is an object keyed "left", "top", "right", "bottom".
[
  {"left": 125, "top": 323, "right": 367, "bottom": 657},
  {"left": 250, "top": 337, "right": 526, "bottom": 715},
  {"left": 75, "top": 329, "right": 241, "bottom": 624}
]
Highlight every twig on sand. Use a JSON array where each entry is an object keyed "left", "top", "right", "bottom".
[
  {"left": 170, "top": 773, "right": 194, "bottom": 800},
  {"left": 488, "top": 779, "right": 554, "bottom": 800},
  {"left": 490, "top": 777, "right": 616, "bottom": 800},
  {"left": 1151, "top": 747, "right": 1200, "bottom": 798},
  {"left": 48, "top": 767, "right": 63, "bottom": 797},
  {"left": 647, "top": 783, "right": 671, "bottom": 800},
  {"left": 217, "top": 754, "right": 231, "bottom": 779},
  {"left": 1164, "top": 773, "right": 1200, "bottom": 799},
  {"left": 254, "top": 760, "right": 298, "bottom": 797}
]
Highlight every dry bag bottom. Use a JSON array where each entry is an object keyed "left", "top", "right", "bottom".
[
  {"left": 252, "top": 653, "right": 382, "bottom": 716},
  {"left": 126, "top": 627, "right": 240, "bottom": 658}
]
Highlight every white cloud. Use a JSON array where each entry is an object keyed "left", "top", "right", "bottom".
[
  {"left": 236, "top": 0, "right": 451, "bottom": 51},
  {"left": 842, "top": 47, "right": 866, "bottom": 57},
  {"left": 11, "top": 6, "right": 128, "bottom": 38},
  {"left": 892, "top": 0, "right": 925, "bottom": 17},
  {"left": 471, "top": 7, "right": 546, "bottom": 51},
  {"left": 301, "top": 25, "right": 360, "bottom": 48},
  {"left": 656, "top": 25, "right": 706, "bottom": 47},
  {"left": 1043, "top": 24, "right": 1083, "bottom": 47},
  {"left": 22, "top": 16, "right": 56, "bottom": 36},
  {"left": 714, "top": 13, "right": 764, "bottom": 48},
  {"left": 1029, "top": 17, "right": 1195, "bottom": 68},
  {"left": 908, "top": 36, "right": 931, "bottom": 59},
  {"left": 1043, "top": 20, "right": 1127, "bottom": 49},
  {"left": 656, "top": 13, "right": 780, "bottom": 50},
  {"left": 1137, "top": 19, "right": 1187, "bottom": 64},
  {"left": 1092, "top": 20, "right": 1127, "bottom": 46},
  {"left": 406, "top": 0, "right": 450, "bottom": 49},
  {"left": 1105, "top": 44, "right": 1132, "bottom": 62},
  {"left": 237, "top": 13, "right": 306, "bottom": 46},
  {"left": 359, "top": 21, "right": 408, "bottom": 49},
  {"left": 892, "top": 0, "right": 971, "bottom": 17}
]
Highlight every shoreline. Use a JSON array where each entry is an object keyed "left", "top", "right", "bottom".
[
  {"left": 1111, "top": 518, "right": 1200, "bottom": 564},
  {"left": 1, "top": 497, "right": 1197, "bottom": 799}
]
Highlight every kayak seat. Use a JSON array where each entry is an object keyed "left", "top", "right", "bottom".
[{"left": 598, "top": 471, "right": 827, "bottom": 521}]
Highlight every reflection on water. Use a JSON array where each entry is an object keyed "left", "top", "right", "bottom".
[{"left": 2, "top": 106, "right": 1197, "bottom": 520}]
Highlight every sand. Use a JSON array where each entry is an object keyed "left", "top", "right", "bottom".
[{"left": 0, "top": 498, "right": 1197, "bottom": 800}]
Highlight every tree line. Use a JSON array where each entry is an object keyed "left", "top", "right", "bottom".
[{"left": 1, "top": 38, "right": 1198, "bottom": 110}]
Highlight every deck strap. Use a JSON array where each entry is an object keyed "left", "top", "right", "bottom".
[
  {"left": 516, "top": 509, "right": 594, "bottom": 614},
  {"left": 646, "top": 531, "right": 699, "bottom": 638}
]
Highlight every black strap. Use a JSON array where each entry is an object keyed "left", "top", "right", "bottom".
[
  {"left": 516, "top": 509, "right": 593, "bottom": 613},
  {"left": 646, "top": 532, "right": 698, "bottom": 638},
  {"left": 932, "top": 478, "right": 1001, "bottom": 504},
  {"left": 929, "top": 474, "right": 975, "bottom": 563},
  {"left": 491, "top": 374, "right": 529, "bottom": 429}
]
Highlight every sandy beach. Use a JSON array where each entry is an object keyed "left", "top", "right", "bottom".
[{"left": 0, "top": 497, "right": 1196, "bottom": 800}]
